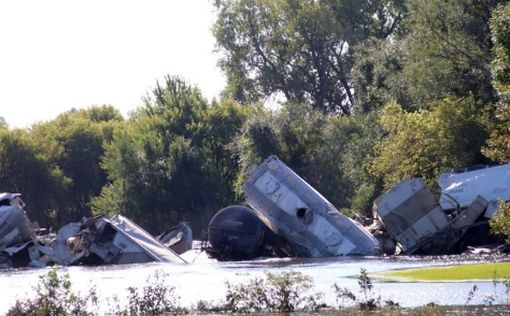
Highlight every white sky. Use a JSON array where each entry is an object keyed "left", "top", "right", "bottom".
[{"left": 0, "top": 0, "right": 225, "bottom": 128}]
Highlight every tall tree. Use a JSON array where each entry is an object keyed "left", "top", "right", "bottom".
[
  {"left": 483, "top": 3, "right": 510, "bottom": 162},
  {"left": 214, "top": 0, "right": 405, "bottom": 114},
  {"left": 482, "top": 3, "right": 510, "bottom": 244},
  {"left": 30, "top": 105, "right": 122, "bottom": 225},
  {"left": 352, "top": 0, "right": 505, "bottom": 112},
  {"left": 0, "top": 129, "right": 69, "bottom": 228},
  {"left": 93, "top": 76, "right": 254, "bottom": 233}
]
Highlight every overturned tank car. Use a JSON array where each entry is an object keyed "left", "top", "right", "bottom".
[
  {"left": 244, "top": 156, "right": 381, "bottom": 257},
  {"left": 206, "top": 156, "right": 381, "bottom": 260}
]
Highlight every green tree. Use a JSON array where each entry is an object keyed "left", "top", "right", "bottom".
[
  {"left": 93, "top": 76, "right": 254, "bottom": 233},
  {"left": 352, "top": 0, "right": 504, "bottom": 112},
  {"left": 30, "top": 106, "right": 122, "bottom": 226},
  {"left": 0, "top": 129, "right": 69, "bottom": 228},
  {"left": 371, "top": 97, "right": 490, "bottom": 188},
  {"left": 94, "top": 114, "right": 207, "bottom": 233},
  {"left": 483, "top": 3, "right": 510, "bottom": 163},
  {"left": 490, "top": 3, "right": 510, "bottom": 103},
  {"left": 214, "top": 0, "right": 405, "bottom": 113},
  {"left": 351, "top": 38, "right": 405, "bottom": 113},
  {"left": 484, "top": 3, "right": 510, "bottom": 243},
  {"left": 233, "top": 102, "right": 382, "bottom": 215}
]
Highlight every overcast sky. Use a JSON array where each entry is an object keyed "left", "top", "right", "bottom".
[{"left": 0, "top": 0, "right": 225, "bottom": 128}]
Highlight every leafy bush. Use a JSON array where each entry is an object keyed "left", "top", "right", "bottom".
[
  {"left": 224, "top": 271, "right": 324, "bottom": 312},
  {"left": 6, "top": 268, "right": 97, "bottom": 316},
  {"left": 126, "top": 269, "right": 184, "bottom": 315},
  {"left": 490, "top": 201, "right": 510, "bottom": 244},
  {"left": 371, "top": 98, "right": 489, "bottom": 189}
]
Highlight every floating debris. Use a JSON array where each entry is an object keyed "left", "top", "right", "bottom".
[
  {"left": 373, "top": 178, "right": 488, "bottom": 255},
  {"left": 2, "top": 162, "right": 509, "bottom": 266},
  {"left": 0, "top": 194, "right": 186, "bottom": 269},
  {"left": 157, "top": 222, "right": 193, "bottom": 255}
]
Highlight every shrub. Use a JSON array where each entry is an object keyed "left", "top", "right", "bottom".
[
  {"left": 333, "top": 268, "right": 382, "bottom": 311},
  {"left": 490, "top": 201, "right": 510, "bottom": 244},
  {"left": 6, "top": 268, "right": 97, "bottom": 316},
  {"left": 224, "top": 271, "right": 324, "bottom": 312},
  {"left": 126, "top": 269, "right": 184, "bottom": 315}
]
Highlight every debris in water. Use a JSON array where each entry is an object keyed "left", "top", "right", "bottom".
[{"left": 0, "top": 193, "right": 187, "bottom": 269}]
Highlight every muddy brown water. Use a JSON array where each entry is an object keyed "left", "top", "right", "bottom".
[{"left": 0, "top": 246, "right": 509, "bottom": 314}]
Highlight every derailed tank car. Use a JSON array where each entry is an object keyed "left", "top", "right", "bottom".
[
  {"left": 206, "top": 205, "right": 294, "bottom": 261},
  {"left": 243, "top": 156, "right": 381, "bottom": 257}
]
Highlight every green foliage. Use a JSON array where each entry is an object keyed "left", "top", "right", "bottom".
[
  {"left": 79, "top": 104, "right": 124, "bottom": 123},
  {"left": 483, "top": 103, "right": 510, "bottom": 162},
  {"left": 491, "top": 3, "right": 510, "bottom": 102},
  {"left": 400, "top": 0, "right": 499, "bottom": 107},
  {"left": 214, "top": 0, "right": 405, "bottom": 113},
  {"left": 6, "top": 269, "right": 97, "bottom": 316},
  {"left": 233, "top": 102, "right": 382, "bottom": 215},
  {"left": 482, "top": 5, "right": 510, "bottom": 245},
  {"left": 371, "top": 97, "right": 489, "bottom": 188},
  {"left": 127, "top": 270, "right": 183, "bottom": 315},
  {"left": 0, "top": 129, "right": 70, "bottom": 228},
  {"left": 353, "top": 0, "right": 503, "bottom": 112},
  {"left": 490, "top": 201, "right": 510, "bottom": 243},
  {"left": 27, "top": 106, "right": 122, "bottom": 227},
  {"left": 351, "top": 38, "right": 406, "bottom": 113},
  {"left": 224, "top": 271, "right": 323, "bottom": 312},
  {"left": 92, "top": 76, "right": 254, "bottom": 233},
  {"left": 0, "top": 105, "right": 121, "bottom": 229},
  {"left": 483, "top": 3, "right": 510, "bottom": 163}
]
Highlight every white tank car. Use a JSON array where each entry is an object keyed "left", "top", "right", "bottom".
[
  {"left": 243, "top": 156, "right": 381, "bottom": 257},
  {"left": 439, "top": 164, "right": 510, "bottom": 218}
]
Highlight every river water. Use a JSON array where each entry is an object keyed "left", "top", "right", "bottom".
[{"left": 0, "top": 247, "right": 509, "bottom": 314}]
